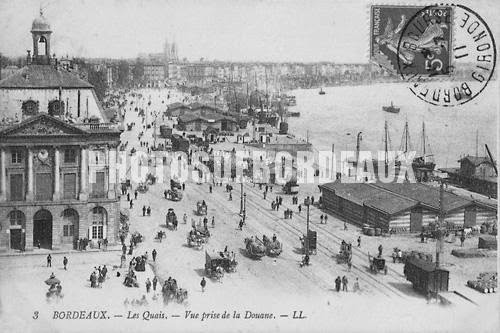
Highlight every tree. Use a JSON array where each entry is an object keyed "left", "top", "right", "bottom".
[
  {"left": 132, "top": 58, "right": 144, "bottom": 84},
  {"left": 117, "top": 60, "right": 130, "bottom": 87},
  {"left": 88, "top": 68, "right": 107, "bottom": 101}
]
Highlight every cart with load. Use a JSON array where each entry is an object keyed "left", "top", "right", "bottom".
[
  {"left": 262, "top": 235, "right": 282, "bottom": 256},
  {"left": 244, "top": 237, "right": 266, "bottom": 259},
  {"left": 196, "top": 201, "right": 208, "bottom": 215},
  {"left": 165, "top": 188, "right": 183, "bottom": 201},
  {"left": 137, "top": 182, "right": 148, "bottom": 193},
  {"left": 165, "top": 208, "right": 178, "bottom": 230},
  {"left": 205, "top": 251, "right": 237, "bottom": 280},
  {"left": 170, "top": 179, "right": 182, "bottom": 190},
  {"left": 187, "top": 230, "right": 206, "bottom": 249},
  {"left": 369, "top": 254, "right": 387, "bottom": 274}
]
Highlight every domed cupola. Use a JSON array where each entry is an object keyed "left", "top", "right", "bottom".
[{"left": 31, "top": 9, "right": 52, "bottom": 65}]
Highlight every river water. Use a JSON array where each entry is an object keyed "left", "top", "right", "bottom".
[{"left": 287, "top": 82, "right": 498, "bottom": 169}]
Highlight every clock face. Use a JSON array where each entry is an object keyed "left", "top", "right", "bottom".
[{"left": 38, "top": 149, "right": 49, "bottom": 161}]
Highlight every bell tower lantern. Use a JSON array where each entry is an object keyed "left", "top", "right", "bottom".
[{"left": 31, "top": 9, "right": 52, "bottom": 65}]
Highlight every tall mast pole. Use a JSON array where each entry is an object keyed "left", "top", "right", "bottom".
[
  {"left": 475, "top": 129, "right": 479, "bottom": 157},
  {"left": 422, "top": 122, "right": 426, "bottom": 161},
  {"left": 384, "top": 121, "right": 388, "bottom": 166}
]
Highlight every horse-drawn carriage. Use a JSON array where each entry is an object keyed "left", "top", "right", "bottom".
[
  {"left": 166, "top": 208, "right": 178, "bottom": 230},
  {"left": 368, "top": 254, "right": 388, "bottom": 274},
  {"left": 244, "top": 237, "right": 266, "bottom": 259},
  {"left": 137, "top": 182, "right": 148, "bottom": 193},
  {"left": 262, "top": 235, "right": 282, "bottom": 256},
  {"left": 165, "top": 188, "right": 183, "bottom": 201},
  {"left": 196, "top": 201, "right": 208, "bottom": 215},
  {"left": 187, "top": 229, "right": 206, "bottom": 249},
  {"left": 170, "top": 179, "right": 182, "bottom": 190},
  {"left": 162, "top": 279, "right": 188, "bottom": 304},
  {"left": 146, "top": 173, "right": 156, "bottom": 185},
  {"left": 300, "top": 230, "right": 317, "bottom": 255},
  {"left": 205, "top": 251, "right": 237, "bottom": 281}
]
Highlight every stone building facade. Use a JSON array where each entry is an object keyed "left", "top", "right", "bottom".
[
  {"left": 0, "top": 12, "right": 122, "bottom": 252},
  {"left": 0, "top": 114, "right": 121, "bottom": 251}
]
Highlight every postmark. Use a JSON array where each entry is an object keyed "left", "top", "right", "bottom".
[
  {"left": 370, "top": 5, "right": 452, "bottom": 77},
  {"left": 397, "top": 4, "right": 496, "bottom": 106}
]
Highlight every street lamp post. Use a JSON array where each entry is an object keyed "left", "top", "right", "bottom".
[
  {"left": 243, "top": 193, "right": 247, "bottom": 224},
  {"left": 304, "top": 197, "right": 311, "bottom": 255}
]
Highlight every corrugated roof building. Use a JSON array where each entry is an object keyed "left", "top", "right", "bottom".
[{"left": 319, "top": 181, "right": 497, "bottom": 233}]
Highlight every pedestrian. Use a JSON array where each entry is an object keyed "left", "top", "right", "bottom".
[
  {"left": 134, "top": 190, "right": 138, "bottom": 200},
  {"left": 357, "top": 236, "right": 361, "bottom": 248},
  {"left": 129, "top": 199, "right": 134, "bottom": 209},
  {"left": 263, "top": 191, "right": 267, "bottom": 200},
  {"left": 324, "top": 215, "right": 327, "bottom": 224},
  {"left": 209, "top": 184, "right": 212, "bottom": 193},
  {"left": 335, "top": 276, "right": 341, "bottom": 292},
  {"left": 153, "top": 276, "right": 158, "bottom": 291},
  {"left": 120, "top": 254, "right": 126, "bottom": 268},
  {"left": 378, "top": 244, "right": 383, "bottom": 257},
  {"left": 298, "top": 204, "right": 302, "bottom": 213},
  {"left": 229, "top": 192, "right": 232, "bottom": 201},
  {"left": 353, "top": 278, "right": 360, "bottom": 292},
  {"left": 147, "top": 206, "right": 151, "bottom": 216},
  {"left": 201, "top": 277, "right": 206, "bottom": 292},
  {"left": 347, "top": 258, "right": 352, "bottom": 272},
  {"left": 460, "top": 234, "right": 465, "bottom": 247},
  {"left": 212, "top": 216, "right": 215, "bottom": 228},
  {"left": 320, "top": 214, "right": 324, "bottom": 224},
  {"left": 146, "top": 278, "right": 152, "bottom": 293},
  {"left": 182, "top": 183, "right": 185, "bottom": 191},
  {"left": 311, "top": 196, "right": 315, "bottom": 205},
  {"left": 342, "top": 276, "right": 348, "bottom": 292},
  {"left": 63, "top": 256, "right": 68, "bottom": 270},
  {"left": 344, "top": 221, "right": 348, "bottom": 231},
  {"left": 47, "top": 254, "right": 52, "bottom": 267},
  {"left": 152, "top": 249, "right": 157, "bottom": 262},
  {"left": 127, "top": 192, "right": 130, "bottom": 201}
]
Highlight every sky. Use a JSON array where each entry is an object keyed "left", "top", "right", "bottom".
[{"left": 0, "top": 0, "right": 498, "bottom": 62}]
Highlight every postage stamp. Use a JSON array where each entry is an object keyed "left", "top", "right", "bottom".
[
  {"left": 370, "top": 5, "right": 453, "bottom": 78},
  {"left": 398, "top": 4, "right": 496, "bottom": 106}
]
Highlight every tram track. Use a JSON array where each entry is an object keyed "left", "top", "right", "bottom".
[{"left": 239, "top": 183, "right": 410, "bottom": 299}]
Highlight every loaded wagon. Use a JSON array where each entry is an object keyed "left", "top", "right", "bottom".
[
  {"left": 368, "top": 254, "right": 387, "bottom": 274},
  {"left": 404, "top": 257, "right": 449, "bottom": 296},
  {"left": 283, "top": 180, "right": 299, "bottom": 195},
  {"left": 205, "top": 251, "right": 237, "bottom": 276},
  {"left": 196, "top": 201, "right": 208, "bottom": 215}
]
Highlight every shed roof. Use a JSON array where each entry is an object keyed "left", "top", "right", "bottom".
[{"left": 319, "top": 181, "right": 477, "bottom": 215}]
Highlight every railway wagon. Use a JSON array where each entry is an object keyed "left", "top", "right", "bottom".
[{"left": 404, "top": 257, "right": 449, "bottom": 295}]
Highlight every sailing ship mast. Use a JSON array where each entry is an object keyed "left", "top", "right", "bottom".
[
  {"left": 422, "top": 122, "right": 426, "bottom": 163},
  {"left": 384, "top": 121, "right": 389, "bottom": 166}
]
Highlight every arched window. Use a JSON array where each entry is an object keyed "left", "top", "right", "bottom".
[
  {"left": 9, "top": 210, "right": 25, "bottom": 227},
  {"left": 22, "top": 100, "right": 39, "bottom": 116},
  {"left": 91, "top": 207, "right": 107, "bottom": 239},
  {"left": 38, "top": 36, "right": 47, "bottom": 56},
  {"left": 48, "top": 100, "right": 65, "bottom": 116}
]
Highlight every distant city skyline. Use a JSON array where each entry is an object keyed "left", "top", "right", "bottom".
[{"left": 0, "top": 0, "right": 497, "bottom": 63}]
